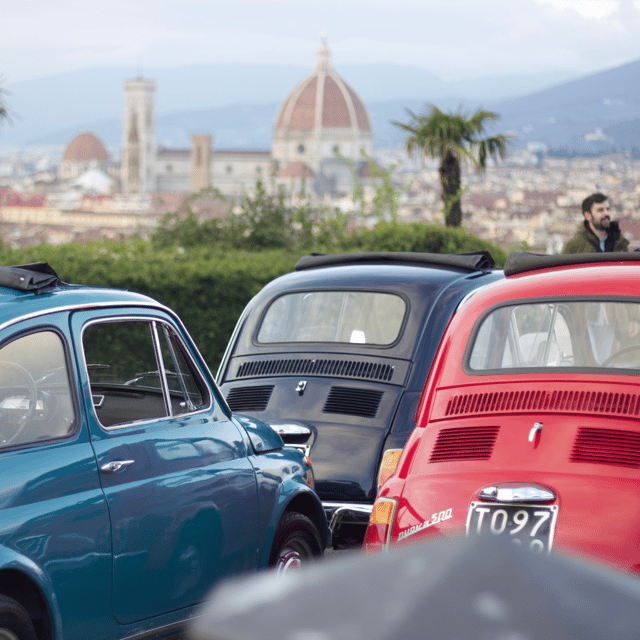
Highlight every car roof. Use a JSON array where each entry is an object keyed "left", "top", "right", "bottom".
[
  {"left": 295, "top": 251, "right": 496, "bottom": 272},
  {"left": 504, "top": 251, "right": 640, "bottom": 276},
  {"left": 219, "top": 252, "right": 503, "bottom": 369},
  {"left": 0, "top": 262, "right": 163, "bottom": 329},
  {"left": 263, "top": 251, "right": 499, "bottom": 294},
  {"left": 461, "top": 251, "right": 640, "bottom": 308}
]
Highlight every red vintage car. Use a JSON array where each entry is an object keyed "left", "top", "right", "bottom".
[{"left": 364, "top": 252, "right": 640, "bottom": 573}]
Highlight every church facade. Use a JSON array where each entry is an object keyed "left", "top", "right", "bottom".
[{"left": 121, "top": 37, "right": 374, "bottom": 199}]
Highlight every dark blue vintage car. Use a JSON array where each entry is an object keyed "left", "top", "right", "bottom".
[
  {"left": 216, "top": 252, "right": 503, "bottom": 547},
  {"left": 0, "top": 263, "right": 327, "bottom": 640}
]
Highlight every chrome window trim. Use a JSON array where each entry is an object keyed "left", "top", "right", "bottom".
[
  {"left": 150, "top": 321, "right": 173, "bottom": 417},
  {"left": 0, "top": 300, "right": 177, "bottom": 335}
]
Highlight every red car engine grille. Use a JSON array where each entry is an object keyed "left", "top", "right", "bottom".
[{"left": 443, "top": 388, "right": 640, "bottom": 419}]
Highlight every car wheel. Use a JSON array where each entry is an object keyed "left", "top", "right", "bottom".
[
  {"left": 269, "top": 512, "right": 323, "bottom": 574},
  {"left": 0, "top": 596, "right": 37, "bottom": 640}
]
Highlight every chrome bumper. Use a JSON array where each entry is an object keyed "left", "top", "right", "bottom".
[{"left": 323, "top": 501, "right": 373, "bottom": 541}]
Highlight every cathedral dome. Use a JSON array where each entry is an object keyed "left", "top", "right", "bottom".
[
  {"left": 274, "top": 38, "right": 371, "bottom": 134},
  {"left": 63, "top": 132, "right": 110, "bottom": 162},
  {"left": 271, "top": 36, "right": 374, "bottom": 198},
  {"left": 272, "top": 37, "right": 373, "bottom": 174}
]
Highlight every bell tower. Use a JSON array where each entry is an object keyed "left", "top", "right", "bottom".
[{"left": 122, "top": 77, "right": 156, "bottom": 193}]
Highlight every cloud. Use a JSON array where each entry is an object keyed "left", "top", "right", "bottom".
[{"left": 3, "top": 0, "right": 640, "bottom": 84}]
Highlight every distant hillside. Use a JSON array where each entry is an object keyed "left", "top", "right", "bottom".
[
  {"left": 487, "top": 58, "right": 640, "bottom": 152},
  {"left": 0, "top": 62, "right": 573, "bottom": 151},
  {"left": 2, "top": 59, "right": 640, "bottom": 153}
]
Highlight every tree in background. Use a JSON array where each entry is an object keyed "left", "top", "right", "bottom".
[
  {"left": 152, "top": 179, "right": 349, "bottom": 252},
  {"left": 394, "top": 104, "right": 512, "bottom": 227},
  {"left": 338, "top": 150, "right": 410, "bottom": 225},
  {"left": 0, "top": 83, "right": 10, "bottom": 124}
]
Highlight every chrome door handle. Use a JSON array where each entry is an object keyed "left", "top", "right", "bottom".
[{"left": 100, "top": 460, "right": 135, "bottom": 473}]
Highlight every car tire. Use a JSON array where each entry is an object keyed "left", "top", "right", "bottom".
[
  {"left": 0, "top": 596, "right": 37, "bottom": 640},
  {"left": 269, "top": 512, "right": 323, "bottom": 573}
]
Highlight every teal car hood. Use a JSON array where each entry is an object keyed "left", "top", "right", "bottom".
[{"left": 234, "top": 414, "right": 284, "bottom": 454}]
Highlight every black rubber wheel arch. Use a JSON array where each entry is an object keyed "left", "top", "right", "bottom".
[{"left": 269, "top": 511, "right": 323, "bottom": 569}]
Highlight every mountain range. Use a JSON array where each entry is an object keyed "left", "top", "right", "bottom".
[{"left": 2, "top": 59, "right": 640, "bottom": 155}]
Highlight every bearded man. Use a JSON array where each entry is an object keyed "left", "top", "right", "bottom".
[{"left": 562, "top": 192, "right": 629, "bottom": 253}]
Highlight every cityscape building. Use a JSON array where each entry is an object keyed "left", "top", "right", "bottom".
[
  {"left": 121, "top": 77, "right": 157, "bottom": 194},
  {"left": 151, "top": 36, "right": 372, "bottom": 199},
  {"left": 0, "top": 38, "right": 639, "bottom": 252},
  {"left": 272, "top": 34, "right": 373, "bottom": 197},
  {"left": 59, "top": 132, "right": 111, "bottom": 181}
]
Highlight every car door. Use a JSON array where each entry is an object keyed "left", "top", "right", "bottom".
[
  {"left": 70, "top": 309, "right": 260, "bottom": 624},
  {"left": 0, "top": 314, "right": 114, "bottom": 639}
]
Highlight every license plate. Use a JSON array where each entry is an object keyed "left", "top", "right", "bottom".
[{"left": 466, "top": 502, "right": 558, "bottom": 553}]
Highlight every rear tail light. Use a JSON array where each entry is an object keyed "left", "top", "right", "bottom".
[
  {"left": 377, "top": 449, "right": 403, "bottom": 491},
  {"left": 363, "top": 497, "right": 397, "bottom": 553}
]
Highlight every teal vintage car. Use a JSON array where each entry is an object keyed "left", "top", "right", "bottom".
[{"left": 0, "top": 263, "right": 327, "bottom": 640}]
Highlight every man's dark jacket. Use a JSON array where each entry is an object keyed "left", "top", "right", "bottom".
[{"left": 561, "top": 220, "right": 629, "bottom": 254}]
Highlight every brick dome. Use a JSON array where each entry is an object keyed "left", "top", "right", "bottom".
[
  {"left": 271, "top": 36, "right": 374, "bottom": 198},
  {"left": 274, "top": 37, "right": 371, "bottom": 134},
  {"left": 63, "top": 132, "right": 110, "bottom": 162}
]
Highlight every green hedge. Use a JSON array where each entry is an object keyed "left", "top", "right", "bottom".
[
  {"left": 334, "top": 222, "right": 508, "bottom": 263},
  {"left": 0, "top": 224, "right": 507, "bottom": 371}
]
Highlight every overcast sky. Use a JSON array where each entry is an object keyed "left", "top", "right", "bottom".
[{"left": 4, "top": 0, "right": 640, "bottom": 85}]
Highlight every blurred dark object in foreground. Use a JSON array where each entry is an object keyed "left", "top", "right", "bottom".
[{"left": 190, "top": 535, "right": 640, "bottom": 640}]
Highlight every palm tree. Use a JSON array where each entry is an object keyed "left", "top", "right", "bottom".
[
  {"left": 0, "top": 83, "right": 9, "bottom": 125},
  {"left": 394, "top": 104, "right": 513, "bottom": 227}
]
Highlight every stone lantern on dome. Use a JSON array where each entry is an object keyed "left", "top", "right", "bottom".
[{"left": 272, "top": 35, "right": 374, "bottom": 197}]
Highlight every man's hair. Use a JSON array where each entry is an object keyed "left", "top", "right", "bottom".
[{"left": 582, "top": 192, "right": 608, "bottom": 215}]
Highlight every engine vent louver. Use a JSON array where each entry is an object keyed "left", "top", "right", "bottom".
[
  {"left": 445, "top": 389, "right": 640, "bottom": 418},
  {"left": 430, "top": 425, "right": 499, "bottom": 463},
  {"left": 571, "top": 427, "right": 640, "bottom": 469},
  {"left": 236, "top": 358, "right": 394, "bottom": 382},
  {"left": 322, "top": 386, "right": 383, "bottom": 418},
  {"left": 225, "top": 385, "right": 274, "bottom": 412}
]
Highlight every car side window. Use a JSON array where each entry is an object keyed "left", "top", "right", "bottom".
[
  {"left": 83, "top": 319, "right": 208, "bottom": 428},
  {"left": 0, "top": 330, "right": 76, "bottom": 448}
]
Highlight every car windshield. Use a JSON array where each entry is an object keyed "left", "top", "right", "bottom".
[
  {"left": 257, "top": 290, "right": 406, "bottom": 345},
  {"left": 468, "top": 299, "right": 640, "bottom": 371}
]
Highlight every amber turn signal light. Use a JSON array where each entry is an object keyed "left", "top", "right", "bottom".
[{"left": 377, "top": 448, "right": 403, "bottom": 490}]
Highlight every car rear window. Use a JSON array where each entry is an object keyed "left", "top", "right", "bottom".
[
  {"left": 257, "top": 291, "right": 406, "bottom": 345},
  {"left": 468, "top": 300, "right": 640, "bottom": 371}
]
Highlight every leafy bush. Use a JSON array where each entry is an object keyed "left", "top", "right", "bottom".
[{"left": 332, "top": 222, "right": 508, "bottom": 266}]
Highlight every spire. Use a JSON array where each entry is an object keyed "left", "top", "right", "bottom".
[{"left": 315, "top": 33, "right": 333, "bottom": 73}]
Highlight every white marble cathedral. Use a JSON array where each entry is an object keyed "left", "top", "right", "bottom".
[{"left": 120, "top": 37, "right": 374, "bottom": 199}]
